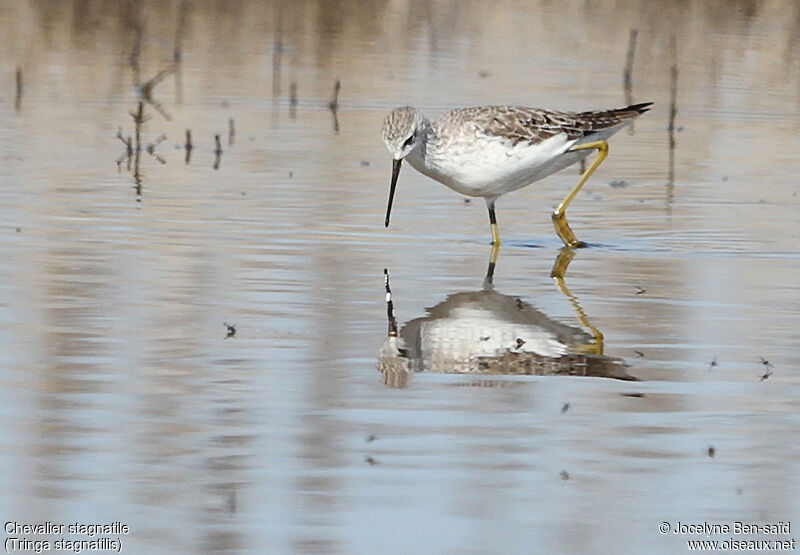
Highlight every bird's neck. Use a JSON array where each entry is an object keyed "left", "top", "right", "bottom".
[{"left": 406, "top": 119, "right": 432, "bottom": 173}]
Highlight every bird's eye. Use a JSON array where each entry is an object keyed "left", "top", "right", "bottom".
[{"left": 402, "top": 134, "right": 415, "bottom": 148}]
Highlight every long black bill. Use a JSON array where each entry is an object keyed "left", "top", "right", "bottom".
[{"left": 384, "top": 158, "right": 402, "bottom": 227}]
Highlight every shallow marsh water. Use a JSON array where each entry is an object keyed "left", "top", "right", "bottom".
[{"left": 1, "top": 1, "right": 799, "bottom": 553}]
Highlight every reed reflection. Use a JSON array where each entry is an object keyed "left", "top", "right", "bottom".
[{"left": 379, "top": 247, "right": 636, "bottom": 388}]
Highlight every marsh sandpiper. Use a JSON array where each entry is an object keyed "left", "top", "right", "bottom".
[{"left": 381, "top": 102, "right": 652, "bottom": 247}]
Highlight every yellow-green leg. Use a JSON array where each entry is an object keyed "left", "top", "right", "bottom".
[
  {"left": 491, "top": 223, "right": 500, "bottom": 247},
  {"left": 486, "top": 198, "right": 500, "bottom": 246},
  {"left": 552, "top": 140, "right": 609, "bottom": 248},
  {"left": 550, "top": 247, "right": 604, "bottom": 355},
  {"left": 482, "top": 242, "right": 500, "bottom": 290}
]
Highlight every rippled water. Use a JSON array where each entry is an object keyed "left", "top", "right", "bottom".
[{"left": 1, "top": 1, "right": 799, "bottom": 553}]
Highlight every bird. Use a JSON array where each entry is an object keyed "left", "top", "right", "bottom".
[{"left": 381, "top": 102, "right": 652, "bottom": 247}]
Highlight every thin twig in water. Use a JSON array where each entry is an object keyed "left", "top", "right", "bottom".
[
  {"left": 214, "top": 134, "right": 223, "bottom": 170},
  {"left": 184, "top": 129, "right": 193, "bottom": 164},
  {"left": 331, "top": 109, "right": 340, "bottom": 134},
  {"left": 117, "top": 127, "right": 132, "bottom": 153},
  {"left": 173, "top": 0, "right": 187, "bottom": 104},
  {"left": 667, "top": 35, "right": 678, "bottom": 197},
  {"left": 329, "top": 79, "right": 340, "bottom": 111},
  {"left": 137, "top": 65, "right": 176, "bottom": 121},
  {"left": 116, "top": 127, "right": 133, "bottom": 170},
  {"left": 15, "top": 67, "right": 22, "bottom": 112},
  {"left": 623, "top": 29, "right": 638, "bottom": 134},
  {"left": 272, "top": 6, "right": 283, "bottom": 98},
  {"left": 228, "top": 118, "right": 235, "bottom": 146},
  {"left": 129, "top": 13, "right": 144, "bottom": 87},
  {"left": 289, "top": 81, "right": 297, "bottom": 119},
  {"left": 329, "top": 79, "right": 341, "bottom": 134},
  {"left": 270, "top": 4, "right": 283, "bottom": 126},
  {"left": 146, "top": 134, "right": 166, "bottom": 153},
  {"left": 131, "top": 102, "right": 144, "bottom": 197},
  {"left": 145, "top": 134, "right": 167, "bottom": 164}
]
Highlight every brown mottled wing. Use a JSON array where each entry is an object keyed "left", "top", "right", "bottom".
[{"left": 463, "top": 102, "right": 653, "bottom": 146}]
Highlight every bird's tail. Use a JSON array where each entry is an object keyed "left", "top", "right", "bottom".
[
  {"left": 575, "top": 102, "right": 653, "bottom": 132},
  {"left": 616, "top": 101, "right": 653, "bottom": 115}
]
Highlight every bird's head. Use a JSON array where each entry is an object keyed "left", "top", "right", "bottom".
[{"left": 380, "top": 107, "right": 425, "bottom": 227}]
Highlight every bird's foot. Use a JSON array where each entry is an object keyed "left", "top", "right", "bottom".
[{"left": 551, "top": 211, "right": 582, "bottom": 248}]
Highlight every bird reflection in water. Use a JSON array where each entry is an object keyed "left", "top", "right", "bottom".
[{"left": 378, "top": 246, "right": 636, "bottom": 388}]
